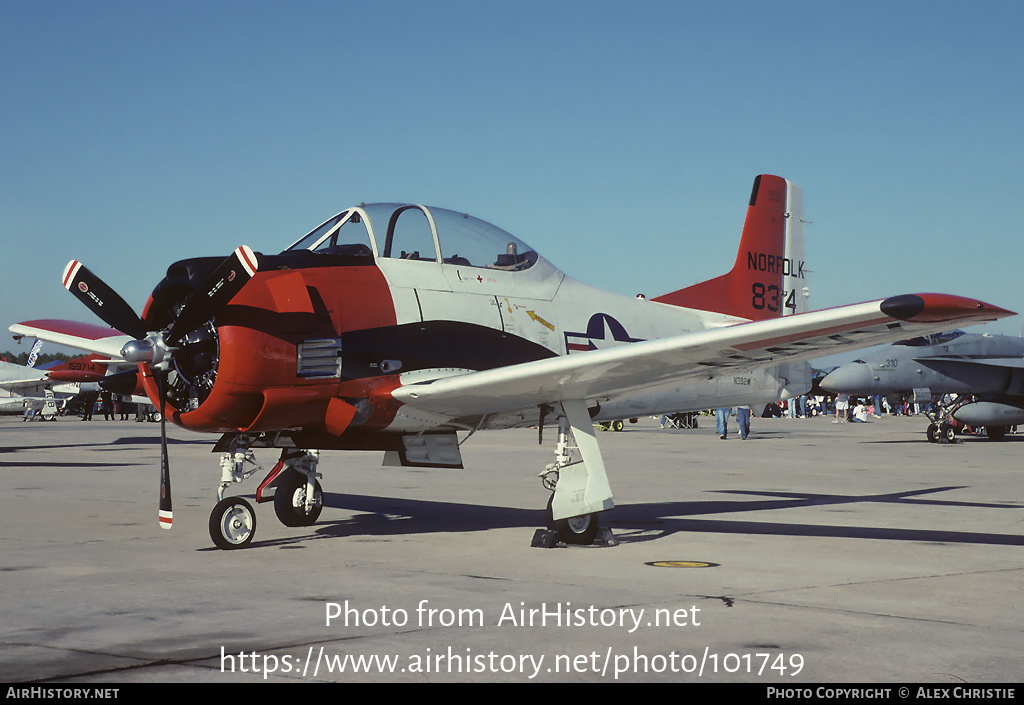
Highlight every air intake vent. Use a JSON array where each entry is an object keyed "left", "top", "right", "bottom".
[{"left": 297, "top": 338, "right": 342, "bottom": 378}]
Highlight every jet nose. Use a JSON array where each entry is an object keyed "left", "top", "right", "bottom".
[{"left": 820, "top": 363, "right": 873, "bottom": 393}]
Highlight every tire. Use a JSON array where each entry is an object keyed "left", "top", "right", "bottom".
[
  {"left": 926, "top": 423, "right": 938, "bottom": 443},
  {"left": 612, "top": 420, "right": 624, "bottom": 432},
  {"left": 546, "top": 495, "right": 599, "bottom": 545},
  {"left": 941, "top": 424, "right": 956, "bottom": 443},
  {"left": 986, "top": 425, "right": 1008, "bottom": 441},
  {"left": 274, "top": 469, "right": 323, "bottom": 527},
  {"left": 209, "top": 497, "right": 256, "bottom": 550}
]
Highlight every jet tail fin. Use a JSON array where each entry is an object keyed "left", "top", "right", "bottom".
[{"left": 652, "top": 174, "right": 808, "bottom": 320}]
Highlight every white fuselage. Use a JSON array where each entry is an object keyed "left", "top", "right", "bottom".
[{"left": 377, "top": 258, "right": 806, "bottom": 430}]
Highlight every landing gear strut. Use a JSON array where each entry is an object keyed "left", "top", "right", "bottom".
[
  {"left": 537, "top": 401, "right": 613, "bottom": 546},
  {"left": 925, "top": 395, "right": 967, "bottom": 443},
  {"left": 207, "top": 435, "right": 263, "bottom": 549}
]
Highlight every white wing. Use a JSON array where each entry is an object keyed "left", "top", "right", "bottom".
[
  {"left": 393, "top": 294, "right": 1013, "bottom": 418},
  {"left": 9, "top": 320, "right": 132, "bottom": 359}
]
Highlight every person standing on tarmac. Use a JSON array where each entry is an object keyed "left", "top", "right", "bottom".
[
  {"left": 715, "top": 407, "right": 730, "bottom": 439},
  {"left": 100, "top": 390, "right": 114, "bottom": 420},
  {"left": 81, "top": 391, "right": 98, "bottom": 420},
  {"left": 834, "top": 394, "right": 849, "bottom": 423},
  {"left": 736, "top": 405, "right": 751, "bottom": 439}
]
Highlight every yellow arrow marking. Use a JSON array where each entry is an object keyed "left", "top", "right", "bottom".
[{"left": 527, "top": 310, "right": 555, "bottom": 331}]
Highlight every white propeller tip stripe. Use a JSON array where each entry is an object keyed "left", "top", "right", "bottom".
[
  {"left": 235, "top": 246, "right": 258, "bottom": 277},
  {"left": 62, "top": 261, "right": 82, "bottom": 290}
]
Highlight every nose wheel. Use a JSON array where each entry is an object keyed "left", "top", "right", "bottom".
[
  {"left": 926, "top": 422, "right": 957, "bottom": 443},
  {"left": 209, "top": 497, "right": 257, "bottom": 550}
]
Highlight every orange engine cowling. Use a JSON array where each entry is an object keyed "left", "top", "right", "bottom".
[{"left": 138, "top": 255, "right": 400, "bottom": 435}]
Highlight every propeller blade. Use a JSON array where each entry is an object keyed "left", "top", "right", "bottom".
[
  {"left": 157, "top": 370, "right": 173, "bottom": 530},
  {"left": 165, "top": 245, "right": 258, "bottom": 346},
  {"left": 62, "top": 261, "right": 147, "bottom": 340}
]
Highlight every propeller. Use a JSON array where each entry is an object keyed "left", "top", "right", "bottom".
[
  {"left": 63, "top": 261, "right": 147, "bottom": 340},
  {"left": 165, "top": 245, "right": 258, "bottom": 346},
  {"left": 157, "top": 368, "right": 173, "bottom": 529},
  {"left": 63, "top": 246, "right": 259, "bottom": 530}
]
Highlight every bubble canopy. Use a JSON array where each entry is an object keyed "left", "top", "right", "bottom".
[{"left": 284, "top": 204, "right": 542, "bottom": 272}]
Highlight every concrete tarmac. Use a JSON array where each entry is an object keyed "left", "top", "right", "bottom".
[{"left": 1, "top": 412, "right": 1021, "bottom": 683}]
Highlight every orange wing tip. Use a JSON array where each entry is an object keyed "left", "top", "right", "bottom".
[
  {"left": 880, "top": 294, "right": 1015, "bottom": 323},
  {"left": 159, "top": 511, "right": 173, "bottom": 529}
]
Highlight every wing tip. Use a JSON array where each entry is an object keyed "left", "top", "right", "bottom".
[{"left": 881, "top": 293, "right": 1015, "bottom": 324}]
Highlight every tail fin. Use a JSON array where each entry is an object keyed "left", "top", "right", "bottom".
[
  {"left": 42, "top": 354, "right": 108, "bottom": 383},
  {"left": 652, "top": 174, "right": 808, "bottom": 320}
]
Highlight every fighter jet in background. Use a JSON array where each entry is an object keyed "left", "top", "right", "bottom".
[{"left": 820, "top": 330, "right": 1024, "bottom": 441}]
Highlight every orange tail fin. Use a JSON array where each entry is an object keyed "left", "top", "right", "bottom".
[{"left": 652, "top": 174, "right": 807, "bottom": 320}]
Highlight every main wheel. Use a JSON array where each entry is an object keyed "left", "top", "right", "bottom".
[
  {"left": 926, "top": 423, "right": 939, "bottom": 443},
  {"left": 986, "top": 425, "right": 1008, "bottom": 441},
  {"left": 209, "top": 497, "right": 257, "bottom": 550},
  {"left": 940, "top": 423, "right": 956, "bottom": 443},
  {"left": 546, "top": 496, "right": 599, "bottom": 545},
  {"left": 274, "top": 469, "right": 323, "bottom": 527}
]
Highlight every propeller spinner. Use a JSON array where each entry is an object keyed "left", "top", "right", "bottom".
[{"left": 63, "top": 246, "right": 259, "bottom": 530}]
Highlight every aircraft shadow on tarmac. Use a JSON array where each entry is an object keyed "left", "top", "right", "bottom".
[
  {"left": 218, "top": 486, "right": 1024, "bottom": 550},
  {"left": 861, "top": 435, "right": 1024, "bottom": 445},
  {"left": 0, "top": 436, "right": 206, "bottom": 469}
]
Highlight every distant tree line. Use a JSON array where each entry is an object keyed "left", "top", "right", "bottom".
[{"left": 0, "top": 351, "right": 73, "bottom": 367}]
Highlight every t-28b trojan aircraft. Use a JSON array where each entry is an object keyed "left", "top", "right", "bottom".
[{"left": 11, "top": 175, "right": 1013, "bottom": 548}]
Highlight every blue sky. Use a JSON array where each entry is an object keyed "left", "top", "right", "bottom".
[{"left": 3, "top": 0, "right": 1022, "bottom": 360}]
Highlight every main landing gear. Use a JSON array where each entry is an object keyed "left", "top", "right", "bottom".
[
  {"left": 207, "top": 435, "right": 323, "bottom": 550},
  {"left": 924, "top": 394, "right": 1009, "bottom": 444},
  {"left": 536, "top": 401, "right": 615, "bottom": 547}
]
